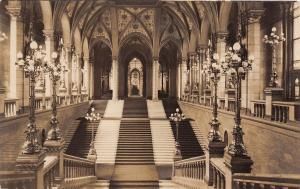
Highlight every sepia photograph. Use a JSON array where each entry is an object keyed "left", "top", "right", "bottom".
[{"left": 0, "top": 0, "right": 299, "bottom": 188}]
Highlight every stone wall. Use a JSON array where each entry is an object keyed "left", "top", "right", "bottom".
[
  {"left": 0, "top": 102, "right": 89, "bottom": 147},
  {"left": 179, "top": 101, "right": 300, "bottom": 174}
]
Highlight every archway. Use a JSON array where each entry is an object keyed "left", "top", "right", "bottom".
[
  {"left": 92, "top": 40, "right": 112, "bottom": 99},
  {"left": 159, "top": 40, "right": 181, "bottom": 99},
  {"left": 127, "top": 58, "right": 143, "bottom": 97},
  {"left": 119, "top": 34, "right": 152, "bottom": 99}
]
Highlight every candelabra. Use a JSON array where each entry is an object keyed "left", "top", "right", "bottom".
[
  {"left": 169, "top": 108, "right": 186, "bottom": 160},
  {"left": 263, "top": 27, "right": 285, "bottom": 88},
  {"left": 16, "top": 40, "right": 47, "bottom": 154},
  {"left": 85, "top": 105, "right": 101, "bottom": 160},
  {"left": 43, "top": 39, "right": 66, "bottom": 141},
  {"left": 203, "top": 42, "right": 223, "bottom": 142},
  {"left": 222, "top": 42, "right": 254, "bottom": 156}
]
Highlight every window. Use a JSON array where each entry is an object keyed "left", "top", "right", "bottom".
[{"left": 293, "top": 2, "right": 300, "bottom": 69}]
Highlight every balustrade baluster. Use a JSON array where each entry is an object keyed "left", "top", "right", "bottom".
[{"left": 279, "top": 107, "right": 283, "bottom": 122}]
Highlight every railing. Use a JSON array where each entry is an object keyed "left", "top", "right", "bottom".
[
  {"left": 210, "top": 158, "right": 226, "bottom": 189},
  {"left": 43, "top": 156, "right": 59, "bottom": 189},
  {"left": 251, "top": 100, "right": 266, "bottom": 119},
  {"left": 62, "top": 154, "right": 96, "bottom": 188},
  {"left": 4, "top": 99, "right": 17, "bottom": 117},
  {"left": 35, "top": 97, "right": 43, "bottom": 110},
  {"left": 63, "top": 154, "right": 95, "bottom": 179},
  {"left": 233, "top": 174, "right": 300, "bottom": 189},
  {"left": 172, "top": 156, "right": 206, "bottom": 188},
  {"left": 228, "top": 98, "right": 235, "bottom": 112}
]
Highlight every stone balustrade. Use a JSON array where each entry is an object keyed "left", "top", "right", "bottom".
[
  {"left": 43, "top": 156, "right": 60, "bottom": 189},
  {"left": 210, "top": 158, "right": 227, "bottom": 189},
  {"left": 4, "top": 98, "right": 17, "bottom": 117},
  {"left": 233, "top": 174, "right": 300, "bottom": 189},
  {"left": 63, "top": 154, "right": 95, "bottom": 179},
  {"left": 35, "top": 97, "right": 43, "bottom": 110},
  {"left": 172, "top": 156, "right": 206, "bottom": 188},
  {"left": 251, "top": 100, "right": 300, "bottom": 122},
  {"left": 251, "top": 100, "right": 266, "bottom": 119}
]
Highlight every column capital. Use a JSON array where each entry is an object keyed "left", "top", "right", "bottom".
[
  {"left": 153, "top": 57, "right": 159, "bottom": 62},
  {"left": 43, "top": 29, "right": 54, "bottom": 39},
  {"left": 197, "top": 45, "right": 208, "bottom": 53},
  {"left": 6, "top": 7, "right": 21, "bottom": 18},
  {"left": 83, "top": 57, "right": 89, "bottom": 62},
  {"left": 112, "top": 56, "right": 118, "bottom": 61},
  {"left": 188, "top": 52, "right": 197, "bottom": 57},
  {"left": 216, "top": 32, "right": 228, "bottom": 42},
  {"left": 248, "top": 9, "right": 264, "bottom": 24}
]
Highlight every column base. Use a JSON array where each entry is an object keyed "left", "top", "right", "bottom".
[
  {"left": 16, "top": 151, "right": 46, "bottom": 172},
  {"left": 224, "top": 152, "right": 253, "bottom": 174}
]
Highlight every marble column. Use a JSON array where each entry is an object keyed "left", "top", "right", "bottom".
[
  {"left": 181, "top": 59, "right": 188, "bottom": 98},
  {"left": 112, "top": 58, "right": 118, "bottom": 100},
  {"left": 76, "top": 53, "right": 82, "bottom": 93},
  {"left": 152, "top": 58, "right": 159, "bottom": 100},
  {"left": 83, "top": 57, "right": 89, "bottom": 94},
  {"left": 89, "top": 57, "right": 94, "bottom": 99},
  {"left": 65, "top": 44, "right": 72, "bottom": 98},
  {"left": 7, "top": 8, "right": 21, "bottom": 99},
  {"left": 43, "top": 29, "right": 54, "bottom": 97},
  {"left": 247, "top": 10, "right": 264, "bottom": 110},
  {"left": 177, "top": 58, "right": 182, "bottom": 100},
  {"left": 197, "top": 46, "right": 206, "bottom": 96},
  {"left": 216, "top": 32, "right": 227, "bottom": 99}
]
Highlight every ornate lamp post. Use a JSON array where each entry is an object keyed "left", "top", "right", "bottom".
[
  {"left": 169, "top": 108, "right": 185, "bottom": 161},
  {"left": 16, "top": 40, "right": 47, "bottom": 154},
  {"left": 263, "top": 27, "right": 285, "bottom": 88},
  {"left": 85, "top": 105, "right": 101, "bottom": 160},
  {"left": 203, "top": 42, "right": 223, "bottom": 143},
  {"left": 43, "top": 39, "right": 65, "bottom": 141},
  {"left": 222, "top": 42, "right": 254, "bottom": 172}
]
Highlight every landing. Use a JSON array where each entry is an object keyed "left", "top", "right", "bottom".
[{"left": 111, "top": 165, "right": 158, "bottom": 181}]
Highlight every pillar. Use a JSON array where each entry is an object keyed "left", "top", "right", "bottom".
[
  {"left": 43, "top": 29, "right": 54, "bottom": 97},
  {"left": 177, "top": 58, "right": 182, "bottom": 100},
  {"left": 197, "top": 46, "right": 206, "bottom": 96},
  {"left": 216, "top": 32, "right": 227, "bottom": 99},
  {"left": 247, "top": 9, "right": 265, "bottom": 110},
  {"left": 181, "top": 59, "right": 188, "bottom": 98},
  {"left": 89, "top": 56, "right": 94, "bottom": 99},
  {"left": 112, "top": 57, "right": 118, "bottom": 100},
  {"left": 65, "top": 44, "right": 72, "bottom": 99},
  {"left": 83, "top": 57, "right": 89, "bottom": 93},
  {"left": 152, "top": 58, "right": 159, "bottom": 100},
  {"left": 7, "top": 7, "right": 21, "bottom": 99}
]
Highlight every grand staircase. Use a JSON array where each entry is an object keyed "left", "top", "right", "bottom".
[
  {"left": 110, "top": 98, "right": 159, "bottom": 189},
  {"left": 162, "top": 99, "right": 204, "bottom": 159}
]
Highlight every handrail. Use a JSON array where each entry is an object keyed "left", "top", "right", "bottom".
[
  {"left": 173, "top": 155, "right": 206, "bottom": 189},
  {"left": 63, "top": 154, "right": 95, "bottom": 165},
  {"left": 175, "top": 155, "right": 206, "bottom": 165},
  {"left": 233, "top": 174, "right": 300, "bottom": 188}
]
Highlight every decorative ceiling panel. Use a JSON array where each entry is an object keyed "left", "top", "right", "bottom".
[{"left": 118, "top": 8, "right": 134, "bottom": 32}]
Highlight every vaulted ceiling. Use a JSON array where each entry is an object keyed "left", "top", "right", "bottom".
[{"left": 52, "top": 0, "right": 219, "bottom": 51}]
